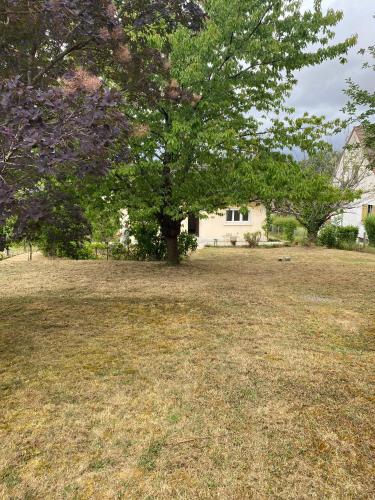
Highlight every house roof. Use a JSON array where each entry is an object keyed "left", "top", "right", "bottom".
[{"left": 346, "top": 125, "right": 365, "bottom": 145}]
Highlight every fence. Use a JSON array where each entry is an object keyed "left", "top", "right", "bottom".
[{"left": 0, "top": 245, "right": 29, "bottom": 261}]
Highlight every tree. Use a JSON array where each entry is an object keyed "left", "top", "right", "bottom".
[
  {"left": 0, "top": 0, "right": 203, "bottom": 88},
  {"left": 0, "top": 0, "right": 204, "bottom": 240},
  {"left": 109, "top": 0, "right": 356, "bottom": 264},
  {"left": 275, "top": 151, "right": 361, "bottom": 242},
  {"left": 0, "top": 76, "right": 126, "bottom": 233}
]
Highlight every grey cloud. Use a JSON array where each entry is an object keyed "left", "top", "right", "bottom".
[{"left": 288, "top": 0, "right": 374, "bottom": 152}]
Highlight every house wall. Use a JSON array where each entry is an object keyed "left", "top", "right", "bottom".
[
  {"left": 182, "top": 203, "right": 266, "bottom": 247},
  {"left": 335, "top": 128, "right": 375, "bottom": 239}
]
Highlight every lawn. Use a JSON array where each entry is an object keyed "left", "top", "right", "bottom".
[{"left": 1, "top": 247, "right": 375, "bottom": 498}]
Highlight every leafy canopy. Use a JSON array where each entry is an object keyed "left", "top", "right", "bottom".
[{"left": 109, "top": 0, "right": 356, "bottom": 252}]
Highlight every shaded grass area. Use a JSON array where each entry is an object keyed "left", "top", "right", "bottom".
[{"left": 1, "top": 247, "right": 375, "bottom": 498}]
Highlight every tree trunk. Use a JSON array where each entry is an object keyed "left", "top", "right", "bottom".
[
  {"left": 159, "top": 215, "right": 182, "bottom": 265},
  {"left": 307, "top": 230, "right": 318, "bottom": 245},
  {"left": 166, "top": 236, "right": 179, "bottom": 265}
]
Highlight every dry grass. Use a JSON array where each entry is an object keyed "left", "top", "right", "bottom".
[{"left": 1, "top": 247, "right": 375, "bottom": 499}]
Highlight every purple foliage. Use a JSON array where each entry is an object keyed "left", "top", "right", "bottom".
[
  {"left": 0, "top": 76, "right": 127, "bottom": 225},
  {"left": 0, "top": 0, "right": 204, "bottom": 235}
]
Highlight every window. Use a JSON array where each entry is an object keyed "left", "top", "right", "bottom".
[
  {"left": 225, "top": 209, "right": 249, "bottom": 223},
  {"left": 362, "top": 204, "right": 374, "bottom": 221}
]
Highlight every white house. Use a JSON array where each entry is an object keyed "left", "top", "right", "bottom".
[
  {"left": 119, "top": 204, "right": 267, "bottom": 247},
  {"left": 183, "top": 203, "right": 267, "bottom": 247},
  {"left": 334, "top": 126, "right": 375, "bottom": 240}
]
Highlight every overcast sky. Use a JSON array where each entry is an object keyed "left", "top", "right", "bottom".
[{"left": 288, "top": 0, "right": 374, "bottom": 153}]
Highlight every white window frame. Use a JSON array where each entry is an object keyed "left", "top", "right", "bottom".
[{"left": 224, "top": 208, "right": 251, "bottom": 225}]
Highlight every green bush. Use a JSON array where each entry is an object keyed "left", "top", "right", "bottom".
[
  {"left": 91, "top": 242, "right": 107, "bottom": 251},
  {"left": 110, "top": 228, "right": 197, "bottom": 261},
  {"left": 364, "top": 215, "right": 375, "bottom": 246},
  {"left": 336, "top": 226, "right": 358, "bottom": 244},
  {"left": 319, "top": 224, "right": 359, "bottom": 249},
  {"left": 285, "top": 220, "right": 298, "bottom": 242},
  {"left": 318, "top": 225, "right": 337, "bottom": 248},
  {"left": 74, "top": 242, "right": 97, "bottom": 260},
  {"left": 110, "top": 242, "right": 130, "bottom": 260},
  {"left": 39, "top": 238, "right": 96, "bottom": 259},
  {"left": 271, "top": 216, "right": 299, "bottom": 242},
  {"left": 293, "top": 227, "right": 308, "bottom": 245},
  {"left": 243, "top": 231, "right": 261, "bottom": 247},
  {"left": 0, "top": 217, "right": 15, "bottom": 252},
  {"left": 129, "top": 220, "right": 166, "bottom": 260},
  {"left": 33, "top": 200, "right": 93, "bottom": 259},
  {"left": 178, "top": 231, "right": 198, "bottom": 255}
]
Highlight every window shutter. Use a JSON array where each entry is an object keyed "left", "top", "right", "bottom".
[{"left": 362, "top": 205, "right": 368, "bottom": 222}]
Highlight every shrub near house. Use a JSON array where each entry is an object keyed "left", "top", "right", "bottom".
[
  {"left": 318, "top": 225, "right": 359, "bottom": 249},
  {"left": 364, "top": 215, "right": 375, "bottom": 246},
  {"left": 243, "top": 231, "right": 261, "bottom": 247},
  {"left": 271, "top": 216, "right": 299, "bottom": 242}
]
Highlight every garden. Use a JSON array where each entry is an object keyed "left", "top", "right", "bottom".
[{"left": 1, "top": 1, "right": 374, "bottom": 498}]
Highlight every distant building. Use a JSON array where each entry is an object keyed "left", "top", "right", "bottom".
[
  {"left": 334, "top": 126, "right": 375, "bottom": 240},
  {"left": 183, "top": 203, "right": 267, "bottom": 247}
]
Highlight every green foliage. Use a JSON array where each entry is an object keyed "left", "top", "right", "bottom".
[
  {"left": 109, "top": 243, "right": 129, "bottom": 260},
  {"left": 243, "top": 231, "right": 261, "bottom": 248},
  {"left": 109, "top": 0, "right": 356, "bottom": 263},
  {"left": 364, "top": 215, "right": 375, "bottom": 246},
  {"left": 344, "top": 44, "right": 375, "bottom": 169},
  {"left": 178, "top": 231, "right": 198, "bottom": 255},
  {"left": 318, "top": 225, "right": 337, "bottom": 248},
  {"left": 34, "top": 198, "right": 93, "bottom": 259},
  {"left": 293, "top": 227, "right": 308, "bottom": 246},
  {"left": 319, "top": 224, "right": 358, "bottom": 248},
  {"left": 109, "top": 225, "right": 197, "bottom": 262},
  {"left": 262, "top": 207, "right": 273, "bottom": 240},
  {"left": 277, "top": 155, "right": 361, "bottom": 241},
  {"left": 121, "top": 212, "right": 197, "bottom": 261},
  {"left": 38, "top": 238, "right": 95, "bottom": 260},
  {"left": 0, "top": 218, "right": 15, "bottom": 252},
  {"left": 83, "top": 183, "right": 122, "bottom": 244},
  {"left": 336, "top": 226, "right": 358, "bottom": 244},
  {"left": 272, "top": 216, "right": 299, "bottom": 242},
  {"left": 129, "top": 220, "right": 166, "bottom": 261},
  {"left": 73, "top": 243, "right": 97, "bottom": 260},
  {"left": 90, "top": 242, "right": 107, "bottom": 252}
]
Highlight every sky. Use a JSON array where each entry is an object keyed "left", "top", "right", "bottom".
[{"left": 287, "top": 0, "right": 374, "bottom": 153}]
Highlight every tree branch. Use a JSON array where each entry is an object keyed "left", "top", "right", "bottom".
[{"left": 32, "top": 38, "right": 93, "bottom": 85}]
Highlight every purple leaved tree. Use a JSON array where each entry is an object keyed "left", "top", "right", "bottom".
[
  {"left": 0, "top": 0, "right": 204, "bottom": 238},
  {"left": 0, "top": 75, "right": 127, "bottom": 231}
]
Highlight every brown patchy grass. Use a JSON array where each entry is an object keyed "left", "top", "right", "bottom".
[{"left": 1, "top": 247, "right": 375, "bottom": 499}]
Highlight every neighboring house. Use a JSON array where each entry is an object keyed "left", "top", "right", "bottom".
[
  {"left": 119, "top": 204, "right": 267, "bottom": 247},
  {"left": 333, "top": 126, "right": 375, "bottom": 240},
  {"left": 182, "top": 203, "right": 266, "bottom": 247}
]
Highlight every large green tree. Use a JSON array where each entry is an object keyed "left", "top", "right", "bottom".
[{"left": 109, "top": 0, "right": 356, "bottom": 264}]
